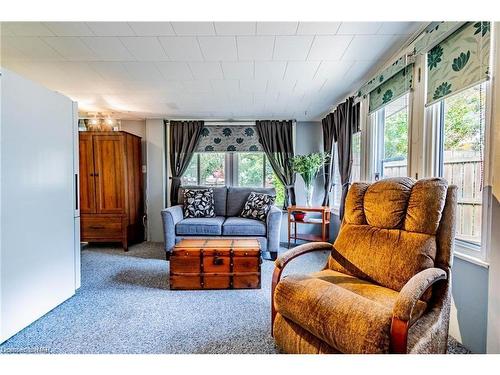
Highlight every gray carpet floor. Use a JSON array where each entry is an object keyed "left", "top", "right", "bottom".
[{"left": 0, "top": 241, "right": 470, "bottom": 354}]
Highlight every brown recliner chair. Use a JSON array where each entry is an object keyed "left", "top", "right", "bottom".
[{"left": 271, "top": 177, "right": 457, "bottom": 354}]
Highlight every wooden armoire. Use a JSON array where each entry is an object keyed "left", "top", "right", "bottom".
[{"left": 79, "top": 131, "right": 144, "bottom": 251}]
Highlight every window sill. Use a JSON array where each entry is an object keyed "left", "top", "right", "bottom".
[{"left": 454, "top": 251, "right": 489, "bottom": 268}]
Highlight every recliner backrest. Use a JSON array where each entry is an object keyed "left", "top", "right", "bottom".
[{"left": 329, "top": 177, "right": 454, "bottom": 294}]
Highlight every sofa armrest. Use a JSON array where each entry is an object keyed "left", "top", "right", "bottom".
[
  {"left": 266, "top": 205, "right": 283, "bottom": 254},
  {"left": 161, "top": 205, "right": 184, "bottom": 253},
  {"left": 390, "top": 267, "right": 447, "bottom": 353}
]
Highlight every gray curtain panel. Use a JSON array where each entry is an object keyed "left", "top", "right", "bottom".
[
  {"left": 167, "top": 120, "right": 205, "bottom": 206},
  {"left": 255, "top": 120, "right": 296, "bottom": 210},
  {"left": 321, "top": 113, "right": 335, "bottom": 206},
  {"left": 331, "top": 97, "right": 360, "bottom": 219}
]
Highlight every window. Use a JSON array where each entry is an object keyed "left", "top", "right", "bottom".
[
  {"left": 183, "top": 151, "right": 284, "bottom": 208},
  {"left": 373, "top": 94, "right": 409, "bottom": 180},
  {"left": 237, "top": 153, "right": 266, "bottom": 187},
  {"left": 182, "top": 153, "right": 225, "bottom": 186},
  {"left": 437, "top": 83, "right": 486, "bottom": 246}
]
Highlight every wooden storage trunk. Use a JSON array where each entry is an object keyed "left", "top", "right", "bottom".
[{"left": 170, "top": 239, "right": 261, "bottom": 290}]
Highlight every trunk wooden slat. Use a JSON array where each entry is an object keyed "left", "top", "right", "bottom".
[{"left": 170, "top": 239, "right": 261, "bottom": 290}]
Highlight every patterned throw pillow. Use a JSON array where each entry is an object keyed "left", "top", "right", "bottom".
[
  {"left": 183, "top": 189, "right": 216, "bottom": 218},
  {"left": 240, "top": 192, "right": 276, "bottom": 222}
]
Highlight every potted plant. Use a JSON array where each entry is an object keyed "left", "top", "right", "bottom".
[{"left": 292, "top": 153, "right": 328, "bottom": 207}]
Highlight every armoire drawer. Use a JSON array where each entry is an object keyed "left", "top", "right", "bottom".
[{"left": 81, "top": 217, "right": 123, "bottom": 239}]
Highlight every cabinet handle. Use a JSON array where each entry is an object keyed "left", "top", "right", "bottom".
[{"left": 89, "top": 225, "right": 104, "bottom": 229}]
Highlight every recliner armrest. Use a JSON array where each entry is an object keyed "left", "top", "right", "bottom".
[
  {"left": 392, "top": 267, "right": 447, "bottom": 322},
  {"left": 274, "top": 242, "right": 332, "bottom": 270}
]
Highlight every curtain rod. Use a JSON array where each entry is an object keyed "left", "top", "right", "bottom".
[{"left": 164, "top": 119, "right": 297, "bottom": 124}]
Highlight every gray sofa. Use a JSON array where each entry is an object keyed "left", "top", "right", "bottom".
[{"left": 161, "top": 186, "right": 283, "bottom": 259}]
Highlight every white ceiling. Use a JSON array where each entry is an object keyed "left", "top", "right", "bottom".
[{"left": 0, "top": 22, "right": 424, "bottom": 121}]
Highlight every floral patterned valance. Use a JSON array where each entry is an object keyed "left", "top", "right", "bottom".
[
  {"left": 414, "top": 22, "right": 463, "bottom": 55},
  {"left": 196, "top": 125, "right": 262, "bottom": 152},
  {"left": 369, "top": 64, "right": 414, "bottom": 113},
  {"left": 357, "top": 55, "right": 409, "bottom": 99},
  {"left": 426, "top": 22, "right": 490, "bottom": 106}
]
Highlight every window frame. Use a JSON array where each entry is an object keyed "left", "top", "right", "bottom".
[{"left": 424, "top": 81, "right": 492, "bottom": 263}]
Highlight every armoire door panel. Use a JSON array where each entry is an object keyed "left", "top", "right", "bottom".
[
  {"left": 93, "top": 135, "right": 125, "bottom": 214},
  {"left": 79, "top": 134, "right": 96, "bottom": 214}
]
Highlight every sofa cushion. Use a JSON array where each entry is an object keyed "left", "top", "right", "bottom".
[
  {"left": 183, "top": 188, "right": 216, "bottom": 218},
  {"left": 222, "top": 217, "right": 266, "bottom": 236},
  {"left": 175, "top": 216, "right": 225, "bottom": 236},
  {"left": 275, "top": 270, "right": 426, "bottom": 354},
  {"left": 226, "top": 187, "right": 275, "bottom": 217},
  {"left": 179, "top": 186, "right": 227, "bottom": 216}
]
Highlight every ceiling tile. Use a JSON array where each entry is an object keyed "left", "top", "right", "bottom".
[
  {"left": 239, "top": 79, "right": 268, "bottom": 93},
  {"left": 81, "top": 37, "right": 134, "bottom": 60},
  {"left": 343, "top": 61, "right": 375, "bottom": 84},
  {"left": 237, "top": 36, "right": 274, "bottom": 61},
  {"left": 214, "top": 22, "right": 256, "bottom": 35},
  {"left": 294, "top": 78, "right": 327, "bottom": 95},
  {"left": 296, "top": 22, "right": 341, "bottom": 35},
  {"left": 377, "top": 22, "right": 420, "bottom": 35},
  {"left": 256, "top": 22, "right": 298, "bottom": 35},
  {"left": 284, "top": 61, "right": 320, "bottom": 81},
  {"left": 221, "top": 62, "right": 254, "bottom": 79},
  {"left": 3, "top": 22, "right": 54, "bottom": 36},
  {"left": 307, "top": 35, "right": 353, "bottom": 60},
  {"left": 120, "top": 37, "right": 169, "bottom": 61},
  {"left": 188, "top": 62, "right": 223, "bottom": 79},
  {"left": 123, "top": 62, "right": 165, "bottom": 81},
  {"left": 88, "top": 62, "right": 130, "bottom": 81},
  {"left": 341, "top": 35, "right": 399, "bottom": 61},
  {"left": 198, "top": 36, "right": 237, "bottom": 61},
  {"left": 337, "top": 22, "right": 383, "bottom": 35},
  {"left": 171, "top": 22, "right": 216, "bottom": 35},
  {"left": 44, "top": 22, "right": 94, "bottom": 36},
  {"left": 158, "top": 36, "right": 203, "bottom": 61},
  {"left": 128, "top": 22, "right": 175, "bottom": 36},
  {"left": 182, "top": 80, "right": 213, "bottom": 93},
  {"left": 254, "top": 61, "right": 287, "bottom": 80},
  {"left": 266, "top": 79, "right": 297, "bottom": 94},
  {"left": 58, "top": 62, "right": 104, "bottom": 81},
  {"left": 210, "top": 80, "right": 240, "bottom": 93},
  {"left": 156, "top": 62, "right": 193, "bottom": 80},
  {"left": 273, "top": 36, "right": 314, "bottom": 60},
  {"left": 314, "top": 60, "right": 354, "bottom": 80},
  {"left": 42, "top": 37, "right": 95, "bottom": 60},
  {"left": 86, "top": 22, "right": 135, "bottom": 36}
]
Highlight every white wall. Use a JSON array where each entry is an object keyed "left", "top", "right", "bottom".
[
  {"left": 145, "top": 119, "right": 166, "bottom": 242},
  {"left": 0, "top": 68, "right": 77, "bottom": 342},
  {"left": 487, "top": 22, "right": 500, "bottom": 354}
]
